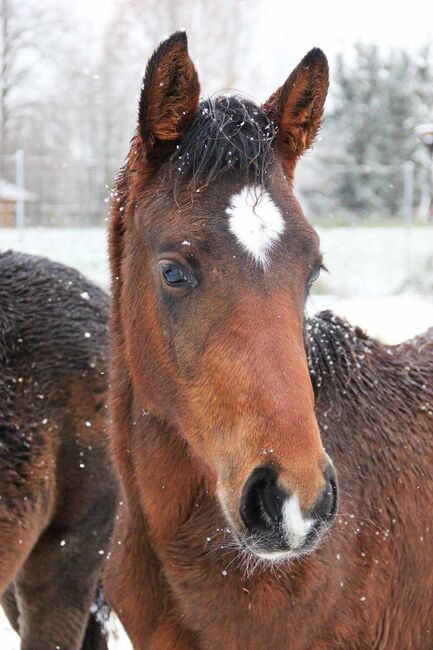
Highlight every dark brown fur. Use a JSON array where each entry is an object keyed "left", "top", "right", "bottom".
[
  {"left": 104, "top": 33, "right": 433, "bottom": 649},
  {"left": 0, "top": 251, "right": 117, "bottom": 649}
]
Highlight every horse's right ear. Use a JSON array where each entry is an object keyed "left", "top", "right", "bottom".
[{"left": 138, "top": 31, "right": 200, "bottom": 157}]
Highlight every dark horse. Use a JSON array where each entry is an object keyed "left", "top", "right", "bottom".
[
  {"left": 0, "top": 251, "right": 117, "bottom": 649},
  {"left": 104, "top": 33, "right": 433, "bottom": 648}
]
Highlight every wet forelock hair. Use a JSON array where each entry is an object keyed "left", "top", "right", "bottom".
[{"left": 170, "top": 96, "right": 277, "bottom": 190}]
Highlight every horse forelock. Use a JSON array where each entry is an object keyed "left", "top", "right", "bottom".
[{"left": 170, "top": 96, "right": 277, "bottom": 190}]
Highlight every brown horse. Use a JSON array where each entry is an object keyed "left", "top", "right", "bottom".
[
  {"left": 104, "top": 32, "right": 433, "bottom": 648},
  {"left": 0, "top": 251, "right": 117, "bottom": 649}
]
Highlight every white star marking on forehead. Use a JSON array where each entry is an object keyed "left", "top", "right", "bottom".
[{"left": 225, "top": 186, "right": 285, "bottom": 269}]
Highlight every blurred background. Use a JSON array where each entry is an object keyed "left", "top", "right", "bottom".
[{"left": 0, "top": 0, "right": 432, "bottom": 646}]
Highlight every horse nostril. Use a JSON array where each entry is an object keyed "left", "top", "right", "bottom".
[
  {"left": 312, "top": 463, "right": 338, "bottom": 523},
  {"left": 240, "top": 466, "right": 284, "bottom": 532}
]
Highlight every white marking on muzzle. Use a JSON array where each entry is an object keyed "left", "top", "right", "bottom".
[
  {"left": 254, "top": 549, "right": 294, "bottom": 561},
  {"left": 225, "top": 186, "right": 285, "bottom": 269},
  {"left": 282, "top": 494, "right": 313, "bottom": 548}
]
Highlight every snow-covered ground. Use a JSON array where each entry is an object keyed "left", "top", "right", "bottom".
[
  {"left": 0, "top": 613, "right": 18, "bottom": 650},
  {"left": 0, "top": 225, "right": 432, "bottom": 647}
]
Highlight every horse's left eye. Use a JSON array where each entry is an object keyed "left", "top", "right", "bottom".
[{"left": 308, "top": 265, "right": 322, "bottom": 286}]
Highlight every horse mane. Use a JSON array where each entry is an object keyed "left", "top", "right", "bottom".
[
  {"left": 307, "top": 310, "right": 433, "bottom": 422},
  {"left": 170, "top": 96, "right": 277, "bottom": 189},
  {"left": 306, "top": 310, "right": 374, "bottom": 395}
]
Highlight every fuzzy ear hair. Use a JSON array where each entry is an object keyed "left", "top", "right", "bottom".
[
  {"left": 263, "top": 49, "right": 329, "bottom": 167},
  {"left": 138, "top": 31, "right": 200, "bottom": 156}
]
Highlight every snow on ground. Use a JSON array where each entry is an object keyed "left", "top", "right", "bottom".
[
  {"left": 0, "top": 612, "right": 18, "bottom": 650},
  {"left": 0, "top": 225, "right": 432, "bottom": 647},
  {"left": 315, "top": 225, "right": 433, "bottom": 299},
  {"left": 307, "top": 294, "right": 433, "bottom": 344}
]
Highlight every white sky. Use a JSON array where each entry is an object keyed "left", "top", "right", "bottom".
[
  {"left": 258, "top": 0, "right": 433, "bottom": 97},
  {"left": 73, "top": 0, "right": 433, "bottom": 98},
  {"left": 75, "top": 0, "right": 433, "bottom": 51},
  {"left": 269, "top": 0, "right": 433, "bottom": 56}
]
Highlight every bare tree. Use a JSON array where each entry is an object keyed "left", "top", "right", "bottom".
[
  {"left": 0, "top": 0, "right": 49, "bottom": 155},
  {"left": 96, "top": 0, "right": 263, "bottom": 166},
  {"left": 0, "top": 0, "right": 266, "bottom": 224}
]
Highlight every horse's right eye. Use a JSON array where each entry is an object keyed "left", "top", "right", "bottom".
[
  {"left": 159, "top": 261, "right": 197, "bottom": 289},
  {"left": 163, "top": 263, "right": 187, "bottom": 285}
]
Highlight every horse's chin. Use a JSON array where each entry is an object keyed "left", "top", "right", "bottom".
[
  {"left": 244, "top": 546, "right": 299, "bottom": 562},
  {"left": 238, "top": 534, "right": 322, "bottom": 564},
  {"left": 240, "top": 542, "right": 307, "bottom": 563}
]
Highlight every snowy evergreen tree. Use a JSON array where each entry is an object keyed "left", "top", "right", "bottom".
[{"left": 301, "top": 43, "right": 433, "bottom": 221}]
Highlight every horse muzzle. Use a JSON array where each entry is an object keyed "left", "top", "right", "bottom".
[{"left": 238, "top": 464, "right": 338, "bottom": 560}]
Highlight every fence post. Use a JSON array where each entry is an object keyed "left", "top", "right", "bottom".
[
  {"left": 403, "top": 160, "right": 414, "bottom": 229},
  {"left": 15, "top": 149, "right": 25, "bottom": 236},
  {"left": 402, "top": 160, "right": 415, "bottom": 279}
]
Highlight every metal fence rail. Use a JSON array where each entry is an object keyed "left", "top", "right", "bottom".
[{"left": 0, "top": 152, "right": 121, "bottom": 228}]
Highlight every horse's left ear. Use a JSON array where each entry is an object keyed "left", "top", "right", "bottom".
[
  {"left": 138, "top": 31, "right": 200, "bottom": 156},
  {"left": 263, "top": 48, "right": 329, "bottom": 169}
]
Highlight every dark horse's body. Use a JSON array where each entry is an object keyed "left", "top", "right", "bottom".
[
  {"left": 105, "top": 32, "right": 433, "bottom": 649},
  {"left": 0, "top": 251, "right": 117, "bottom": 649}
]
